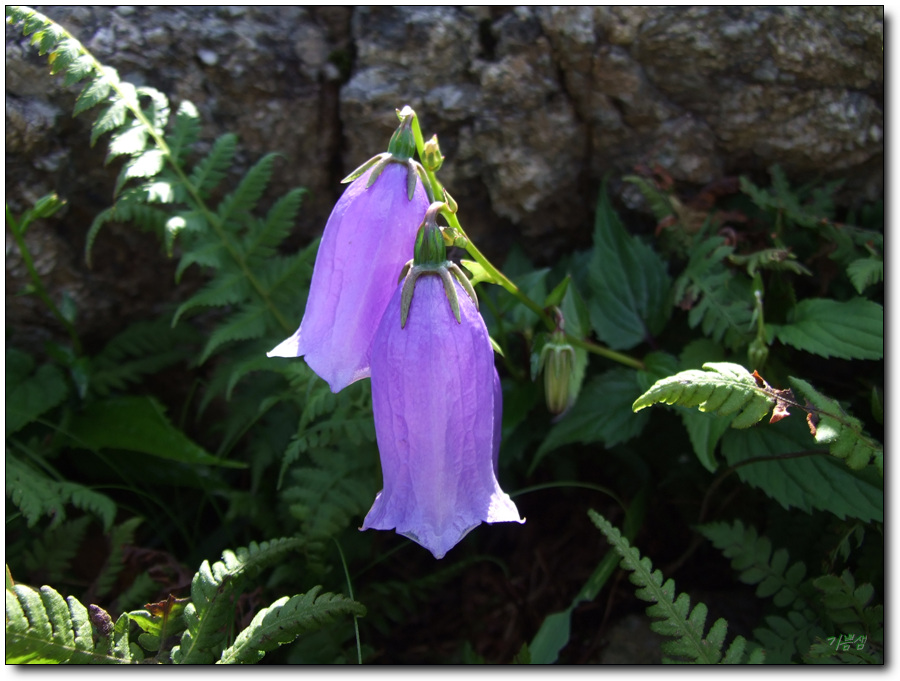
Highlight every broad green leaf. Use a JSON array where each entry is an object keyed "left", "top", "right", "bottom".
[
  {"left": 587, "top": 183, "right": 671, "bottom": 349},
  {"left": 680, "top": 410, "right": 734, "bottom": 473},
  {"left": 66, "top": 396, "right": 244, "bottom": 468},
  {"left": 771, "top": 298, "right": 883, "bottom": 361},
  {"left": 533, "top": 368, "right": 649, "bottom": 472},
  {"left": 721, "top": 418, "right": 883, "bottom": 523},
  {"left": 5, "top": 359, "right": 69, "bottom": 437}
]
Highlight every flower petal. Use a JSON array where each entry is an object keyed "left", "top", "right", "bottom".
[
  {"left": 268, "top": 162, "right": 429, "bottom": 392},
  {"left": 364, "top": 275, "right": 522, "bottom": 559}
]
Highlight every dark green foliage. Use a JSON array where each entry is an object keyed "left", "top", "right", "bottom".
[
  {"left": 587, "top": 183, "right": 671, "bottom": 350},
  {"left": 6, "top": 5, "right": 883, "bottom": 667}
]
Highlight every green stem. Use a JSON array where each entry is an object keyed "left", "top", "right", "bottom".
[
  {"left": 6, "top": 205, "right": 83, "bottom": 354},
  {"left": 409, "top": 109, "right": 644, "bottom": 371}
]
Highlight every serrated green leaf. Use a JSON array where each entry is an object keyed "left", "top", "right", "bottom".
[
  {"left": 680, "top": 410, "right": 734, "bottom": 473},
  {"left": 720, "top": 418, "right": 883, "bottom": 523},
  {"left": 189, "top": 133, "right": 237, "bottom": 197},
  {"left": 587, "top": 183, "right": 671, "bottom": 349},
  {"left": 771, "top": 298, "right": 883, "bottom": 361},
  {"left": 106, "top": 124, "right": 148, "bottom": 162},
  {"left": 66, "top": 396, "right": 244, "bottom": 468},
  {"left": 5, "top": 360, "right": 69, "bottom": 437},
  {"left": 532, "top": 368, "right": 650, "bottom": 472}
]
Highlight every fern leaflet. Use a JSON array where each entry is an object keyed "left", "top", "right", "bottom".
[
  {"left": 217, "top": 587, "right": 366, "bottom": 664},
  {"left": 170, "top": 537, "right": 304, "bottom": 664},
  {"left": 589, "top": 510, "right": 763, "bottom": 663},
  {"left": 5, "top": 582, "right": 132, "bottom": 664},
  {"left": 698, "top": 520, "right": 807, "bottom": 609}
]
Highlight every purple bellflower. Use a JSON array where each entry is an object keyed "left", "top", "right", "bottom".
[
  {"left": 362, "top": 205, "right": 523, "bottom": 559},
  {"left": 268, "top": 114, "right": 430, "bottom": 392}
]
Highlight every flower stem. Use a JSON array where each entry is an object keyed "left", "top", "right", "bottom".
[
  {"left": 409, "top": 109, "right": 644, "bottom": 371},
  {"left": 6, "top": 204, "right": 83, "bottom": 355}
]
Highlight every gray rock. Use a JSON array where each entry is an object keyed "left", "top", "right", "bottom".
[{"left": 5, "top": 5, "right": 883, "bottom": 348}]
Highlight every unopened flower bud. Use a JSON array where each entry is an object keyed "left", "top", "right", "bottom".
[
  {"left": 422, "top": 134, "right": 444, "bottom": 172},
  {"left": 540, "top": 335, "right": 577, "bottom": 415},
  {"left": 748, "top": 337, "right": 768, "bottom": 370}
]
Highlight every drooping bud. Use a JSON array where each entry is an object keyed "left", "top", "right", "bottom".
[
  {"left": 413, "top": 202, "right": 448, "bottom": 266},
  {"left": 422, "top": 134, "right": 444, "bottom": 172},
  {"left": 540, "top": 332, "right": 577, "bottom": 415},
  {"left": 400, "top": 203, "right": 478, "bottom": 328}
]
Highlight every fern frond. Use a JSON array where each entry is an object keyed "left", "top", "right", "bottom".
[
  {"left": 198, "top": 303, "right": 269, "bottom": 364},
  {"left": 243, "top": 188, "right": 308, "bottom": 265},
  {"left": 282, "top": 448, "right": 376, "bottom": 551},
  {"left": 92, "top": 518, "right": 143, "bottom": 601},
  {"left": 6, "top": 451, "right": 116, "bottom": 532},
  {"left": 846, "top": 257, "right": 883, "bottom": 295},
  {"left": 166, "top": 101, "right": 201, "bottom": 164},
  {"left": 89, "top": 317, "right": 198, "bottom": 396},
  {"left": 5, "top": 582, "right": 133, "bottom": 664},
  {"left": 632, "top": 362, "right": 780, "bottom": 428},
  {"left": 672, "top": 237, "right": 754, "bottom": 349},
  {"left": 217, "top": 587, "right": 366, "bottom": 664},
  {"left": 188, "top": 133, "right": 237, "bottom": 198},
  {"left": 812, "top": 570, "right": 883, "bottom": 643},
  {"left": 698, "top": 520, "right": 807, "bottom": 609},
  {"left": 19, "top": 517, "right": 92, "bottom": 587},
  {"left": 172, "top": 264, "right": 252, "bottom": 326},
  {"left": 170, "top": 537, "right": 304, "bottom": 664},
  {"left": 216, "top": 153, "right": 278, "bottom": 227},
  {"left": 789, "top": 377, "right": 883, "bottom": 474},
  {"left": 589, "top": 511, "right": 762, "bottom": 664},
  {"left": 753, "top": 609, "right": 825, "bottom": 664}
]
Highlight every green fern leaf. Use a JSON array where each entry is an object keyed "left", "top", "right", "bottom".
[
  {"left": 589, "top": 510, "right": 761, "bottom": 664},
  {"left": 789, "top": 377, "right": 883, "bottom": 473},
  {"left": 698, "top": 520, "right": 807, "bottom": 609},
  {"left": 167, "top": 100, "right": 201, "bottom": 163},
  {"left": 72, "top": 69, "right": 114, "bottom": 116},
  {"left": 114, "top": 149, "right": 166, "bottom": 196},
  {"left": 244, "top": 188, "right": 307, "bottom": 264},
  {"left": 19, "top": 517, "right": 92, "bottom": 587},
  {"left": 90, "top": 318, "right": 198, "bottom": 397},
  {"left": 106, "top": 123, "right": 148, "bottom": 162},
  {"left": 770, "top": 298, "right": 883, "bottom": 361},
  {"left": 171, "top": 537, "right": 304, "bottom": 664},
  {"left": 189, "top": 133, "right": 237, "bottom": 197},
  {"left": 92, "top": 518, "right": 143, "bottom": 600},
  {"left": 5, "top": 582, "right": 130, "bottom": 664},
  {"left": 282, "top": 447, "right": 377, "bottom": 546},
  {"left": 217, "top": 153, "right": 278, "bottom": 227},
  {"left": 90, "top": 98, "right": 129, "bottom": 146},
  {"left": 136, "top": 85, "right": 169, "bottom": 135},
  {"left": 175, "top": 238, "right": 226, "bottom": 281},
  {"left": 217, "top": 587, "right": 366, "bottom": 664},
  {"left": 673, "top": 237, "right": 755, "bottom": 349},
  {"left": 172, "top": 266, "right": 252, "bottom": 326},
  {"left": 846, "top": 257, "right": 883, "bottom": 294},
  {"left": 632, "top": 362, "right": 777, "bottom": 428},
  {"left": 5, "top": 451, "right": 116, "bottom": 531},
  {"left": 198, "top": 303, "right": 269, "bottom": 364}
]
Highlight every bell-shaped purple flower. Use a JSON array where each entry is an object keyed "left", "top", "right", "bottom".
[
  {"left": 362, "top": 273, "right": 523, "bottom": 559},
  {"left": 267, "top": 161, "right": 429, "bottom": 392}
]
